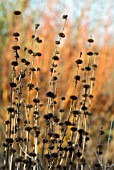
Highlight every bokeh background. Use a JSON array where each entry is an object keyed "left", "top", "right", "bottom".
[{"left": 0, "top": 0, "right": 114, "bottom": 165}]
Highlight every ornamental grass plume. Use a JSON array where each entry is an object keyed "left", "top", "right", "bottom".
[{"left": 1, "top": 9, "right": 113, "bottom": 170}]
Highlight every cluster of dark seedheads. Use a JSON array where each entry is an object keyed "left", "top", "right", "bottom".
[{"left": 2, "top": 9, "right": 111, "bottom": 170}]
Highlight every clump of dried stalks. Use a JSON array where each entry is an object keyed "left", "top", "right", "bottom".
[{"left": 2, "top": 10, "right": 113, "bottom": 170}]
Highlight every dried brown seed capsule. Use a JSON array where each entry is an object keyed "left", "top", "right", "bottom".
[
  {"left": 85, "top": 136, "right": 90, "bottom": 141},
  {"left": 46, "top": 91, "right": 56, "bottom": 98},
  {"left": 48, "top": 132, "right": 53, "bottom": 137},
  {"left": 84, "top": 131, "right": 89, "bottom": 136},
  {"left": 11, "top": 61, "right": 18, "bottom": 66},
  {"left": 68, "top": 146, "right": 74, "bottom": 152},
  {"left": 55, "top": 41, "right": 60, "bottom": 45},
  {"left": 81, "top": 105, "right": 87, "bottom": 111},
  {"left": 10, "top": 82, "right": 16, "bottom": 88},
  {"left": 32, "top": 35, "right": 35, "bottom": 39},
  {"left": 100, "top": 129, "right": 105, "bottom": 135},
  {"left": 14, "top": 10, "right": 21, "bottom": 15},
  {"left": 94, "top": 163, "right": 101, "bottom": 168},
  {"left": 45, "top": 153, "right": 51, "bottom": 159},
  {"left": 78, "top": 129, "right": 85, "bottom": 135},
  {"left": 26, "top": 104, "right": 33, "bottom": 109},
  {"left": 50, "top": 68, "right": 54, "bottom": 73},
  {"left": 53, "top": 116, "right": 59, "bottom": 123},
  {"left": 88, "top": 38, "right": 94, "bottom": 43},
  {"left": 25, "top": 126, "right": 32, "bottom": 132},
  {"left": 76, "top": 59, "right": 83, "bottom": 64},
  {"left": 59, "top": 122, "right": 64, "bottom": 126},
  {"left": 52, "top": 63, "right": 58, "bottom": 67},
  {"left": 70, "top": 95, "right": 77, "bottom": 100},
  {"left": 35, "top": 87, "right": 41, "bottom": 91},
  {"left": 7, "top": 107, "right": 14, "bottom": 113},
  {"left": 59, "top": 108, "right": 65, "bottom": 112},
  {"left": 35, "top": 52, "right": 42, "bottom": 57},
  {"left": 83, "top": 84, "right": 90, "bottom": 89},
  {"left": 74, "top": 75, "right": 80, "bottom": 81},
  {"left": 35, "top": 37, "right": 39, "bottom": 42},
  {"left": 51, "top": 138, "right": 57, "bottom": 143},
  {"left": 69, "top": 161, "right": 73, "bottom": 165},
  {"left": 52, "top": 55, "right": 59, "bottom": 60},
  {"left": 24, "top": 120, "right": 27, "bottom": 124},
  {"left": 71, "top": 127, "right": 77, "bottom": 132},
  {"left": 24, "top": 47, "right": 27, "bottom": 51},
  {"left": 12, "top": 32, "right": 20, "bottom": 37},
  {"left": 25, "top": 61, "right": 30, "bottom": 66},
  {"left": 28, "top": 49, "right": 33, "bottom": 54},
  {"left": 2, "top": 142, "right": 8, "bottom": 147},
  {"left": 61, "top": 96, "right": 65, "bottom": 100},
  {"left": 35, "top": 24, "right": 40, "bottom": 29},
  {"left": 28, "top": 83, "right": 34, "bottom": 90},
  {"left": 51, "top": 76, "right": 58, "bottom": 81},
  {"left": 89, "top": 94, "right": 94, "bottom": 99},
  {"left": 55, "top": 51, "right": 59, "bottom": 54},
  {"left": 72, "top": 110, "right": 80, "bottom": 116},
  {"left": 29, "top": 152, "right": 36, "bottom": 157},
  {"left": 12, "top": 45, "right": 20, "bottom": 50},
  {"left": 82, "top": 79, "right": 86, "bottom": 83},
  {"left": 5, "top": 120, "right": 10, "bottom": 125},
  {"left": 33, "top": 126, "right": 39, "bottom": 131},
  {"left": 54, "top": 100, "right": 57, "bottom": 105},
  {"left": 67, "top": 140, "right": 73, "bottom": 145},
  {"left": 97, "top": 151, "right": 103, "bottom": 155},
  {"left": 15, "top": 136, "right": 23, "bottom": 142},
  {"left": 81, "top": 68, "right": 85, "bottom": 71},
  {"left": 49, "top": 145, "right": 54, "bottom": 150},
  {"left": 21, "top": 58, "right": 26, "bottom": 63},
  {"left": 82, "top": 94, "right": 88, "bottom": 98},
  {"left": 36, "top": 67, "right": 40, "bottom": 71},
  {"left": 51, "top": 152, "right": 58, "bottom": 158},
  {"left": 6, "top": 138, "right": 13, "bottom": 144},
  {"left": 42, "top": 138, "right": 48, "bottom": 143},
  {"left": 64, "top": 147, "right": 68, "bottom": 152},
  {"left": 94, "top": 52, "right": 99, "bottom": 55},
  {"left": 37, "top": 39, "right": 42, "bottom": 43},
  {"left": 76, "top": 150, "right": 82, "bottom": 157},
  {"left": 62, "top": 14, "right": 68, "bottom": 19},
  {"left": 53, "top": 133, "right": 60, "bottom": 138},
  {"left": 59, "top": 32, "right": 65, "bottom": 38},
  {"left": 15, "top": 156, "right": 23, "bottom": 163},
  {"left": 17, "top": 118, "right": 21, "bottom": 122},
  {"left": 22, "top": 159, "right": 29, "bottom": 164},
  {"left": 92, "top": 64, "right": 97, "bottom": 68},
  {"left": 85, "top": 66, "right": 91, "bottom": 71},
  {"left": 35, "top": 130, "right": 40, "bottom": 137},
  {"left": 29, "top": 67, "right": 36, "bottom": 72},
  {"left": 90, "top": 77, "right": 95, "bottom": 81},
  {"left": 87, "top": 51, "right": 93, "bottom": 56},
  {"left": 33, "top": 111, "right": 39, "bottom": 116},
  {"left": 65, "top": 120, "right": 72, "bottom": 126},
  {"left": 44, "top": 113, "right": 52, "bottom": 120},
  {"left": 33, "top": 98, "right": 40, "bottom": 103},
  {"left": 57, "top": 146, "right": 63, "bottom": 151}
]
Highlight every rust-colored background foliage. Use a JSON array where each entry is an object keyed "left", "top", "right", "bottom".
[{"left": 0, "top": 0, "right": 113, "bottom": 165}]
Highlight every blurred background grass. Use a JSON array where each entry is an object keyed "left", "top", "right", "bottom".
[{"left": 0, "top": 0, "right": 114, "bottom": 165}]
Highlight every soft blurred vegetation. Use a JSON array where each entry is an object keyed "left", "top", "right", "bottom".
[{"left": 0, "top": 0, "right": 114, "bottom": 164}]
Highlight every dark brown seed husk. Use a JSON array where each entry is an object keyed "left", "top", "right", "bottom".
[{"left": 62, "top": 15, "right": 68, "bottom": 19}]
